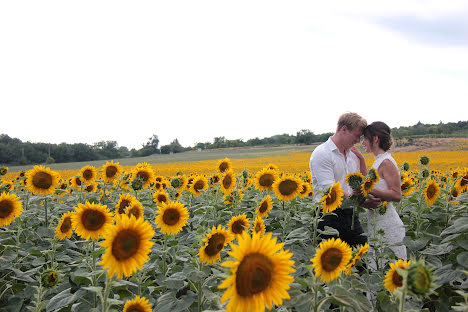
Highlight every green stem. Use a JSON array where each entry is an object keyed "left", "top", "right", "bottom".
[
  {"left": 44, "top": 198, "right": 48, "bottom": 228},
  {"left": 101, "top": 275, "right": 112, "bottom": 312},
  {"left": 92, "top": 240, "right": 97, "bottom": 308},
  {"left": 399, "top": 287, "right": 407, "bottom": 312},
  {"left": 162, "top": 236, "right": 168, "bottom": 277}
]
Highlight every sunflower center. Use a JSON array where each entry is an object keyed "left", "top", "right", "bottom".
[
  {"left": 118, "top": 199, "right": 131, "bottom": 214},
  {"left": 232, "top": 220, "right": 246, "bottom": 234},
  {"left": 82, "top": 169, "right": 93, "bottom": 180},
  {"left": 157, "top": 194, "right": 167, "bottom": 203},
  {"left": 320, "top": 248, "right": 343, "bottom": 272},
  {"left": 236, "top": 253, "right": 273, "bottom": 297},
  {"left": 0, "top": 200, "right": 13, "bottom": 218},
  {"left": 401, "top": 182, "right": 409, "bottom": 191},
  {"left": 259, "top": 201, "right": 268, "bottom": 213},
  {"left": 81, "top": 210, "right": 106, "bottom": 231},
  {"left": 193, "top": 180, "right": 205, "bottom": 192},
  {"left": 163, "top": 208, "right": 180, "bottom": 226},
  {"left": 32, "top": 172, "right": 53, "bottom": 189},
  {"left": 278, "top": 179, "right": 298, "bottom": 196},
  {"left": 363, "top": 180, "right": 372, "bottom": 191},
  {"left": 392, "top": 271, "right": 403, "bottom": 288},
  {"left": 219, "top": 162, "right": 228, "bottom": 172},
  {"left": 85, "top": 185, "right": 94, "bottom": 192},
  {"left": 259, "top": 174, "right": 274, "bottom": 187},
  {"left": 204, "top": 233, "right": 226, "bottom": 256},
  {"left": 223, "top": 175, "right": 232, "bottom": 189},
  {"left": 47, "top": 272, "right": 57, "bottom": 285},
  {"left": 112, "top": 229, "right": 141, "bottom": 261},
  {"left": 427, "top": 185, "right": 436, "bottom": 198},
  {"left": 106, "top": 166, "right": 118, "bottom": 178},
  {"left": 325, "top": 190, "right": 337, "bottom": 205},
  {"left": 461, "top": 176, "right": 467, "bottom": 187},
  {"left": 136, "top": 171, "right": 149, "bottom": 182},
  {"left": 128, "top": 207, "right": 140, "bottom": 219},
  {"left": 255, "top": 223, "right": 262, "bottom": 233},
  {"left": 126, "top": 305, "right": 144, "bottom": 312},
  {"left": 60, "top": 217, "right": 72, "bottom": 233}
]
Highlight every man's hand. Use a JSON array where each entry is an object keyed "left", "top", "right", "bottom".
[{"left": 361, "top": 195, "right": 381, "bottom": 209}]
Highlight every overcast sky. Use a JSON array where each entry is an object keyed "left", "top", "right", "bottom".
[{"left": 1, "top": 0, "right": 467, "bottom": 150}]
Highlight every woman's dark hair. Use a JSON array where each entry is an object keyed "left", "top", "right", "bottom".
[{"left": 363, "top": 121, "right": 393, "bottom": 151}]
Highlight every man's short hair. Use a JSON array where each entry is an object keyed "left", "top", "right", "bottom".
[{"left": 336, "top": 112, "right": 367, "bottom": 132}]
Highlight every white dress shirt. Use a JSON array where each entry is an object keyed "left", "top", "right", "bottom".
[{"left": 309, "top": 137, "right": 360, "bottom": 203}]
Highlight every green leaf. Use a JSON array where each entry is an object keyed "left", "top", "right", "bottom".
[
  {"left": 441, "top": 217, "right": 468, "bottom": 236},
  {"left": 457, "top": 251, "right": 468, "bottom": 268},
  {"left": 46, "top": 288, "right": 86, "bottom": 312}
]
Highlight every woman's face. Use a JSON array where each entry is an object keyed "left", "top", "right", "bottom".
[{"left": 362, "top": 136, "right": 372, "bottom": 153}]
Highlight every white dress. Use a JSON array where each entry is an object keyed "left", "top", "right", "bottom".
[{"left": 367, "top": 152, "right": 407, "bottom": 269}]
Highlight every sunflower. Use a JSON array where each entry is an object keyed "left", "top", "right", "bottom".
[
  {"left": 344, "top": 243, "right": 369, "bottom": 275},
  {"left": 361, "top": 178, "right": 376, "bottom": 197},
  {"left": 42, "top": 269, "right": 60, "bottom": 288},
  {"left": 132, "top": 163, "right": 155, "bottom": 189},
  {"left": 199, "top": 225, "right": 233, "bottom": 264},
  {"left": 189, "top": 175, "right": 208, "bottom": 197},
  {"left": 70, "top": 176, "right": 83, "bottom": 190},
  {"left": 26, "top": 165, "right": 60, "bottom": 195},
  {"left": 367, "top": 167, "right": 380, "bottom": 183},
  {"left": 384, "top": 259, "right": 411, "bottom": 294},
  {"left": 401, "top": 178, "right": 416, "bottom": 196},
  {"left": 71, "top": 202, "right": 114, "bottom": 240},
  {"left": 256, "top": 195, "right": 273, "bottom": 218},
  {"left": 407, "top": 259, "right": 434, "bottom": 296},
  {"left": 126, "top": 201, "right": 144, "bottom": 220},
  {"left": 153, "top": 190, "right": 169, "bottom": 205},
  {"left": 218, "top": 232, "right": 295, "bottom": 312},
  {"left": 217, "top": 158, "right": 232, "bottom": 174},
  {"left": 298, "top": 182, "right": 311, "bottom": 198},
  {"left": 242, "top": 177, "right": 253, "bottom": 189},
  {"left": 345, "top": 172, "right": 364, "bottom": 190},
  {"left": 100, "top": 215, "right": 155, "bottom": 279},
  {"left": 458, "top": 169, "right": 468, "bottom": 192},
  {"left": 272, "top": 175, "right": 302, "bottom": 202},
  {"left": 123, "top": 296, "right": 153, "bottom": 312},
  {"left": 252, "top": 215, "right": 266, "bottom": 236},
  {"left": 84, "top": 182, "right": 98, "bottom": 193},
  {"left": 115, "top": 193, "right": 137, "bottom": 215},
  {"left": 311, "top": 237, "right": 352, "bottom": 283},
  {"left": 210, "top": 173, "right": 221, "bottom": 186},
  {"left": 254, "top": 168, "right": 278, "bottom": 191},
  {"left": 154, "top": 201, "right": 189, "bottom": 235},
  {"left": 171, "top": 175, "right": 187, "bottom": 190},
  {"left": 102, "top": 161, "right": 122, "bottom": 183},
  {"left": 220, "top": 170, "right": 237, "bottom": 195},
  {"left": 80, "top": 165, "right": 97, "bottom": 185},
  {"left": 55, "top": 211, "right": 74, "bottom": 239},
  {"left": 319, "top": 182, "right": 344, "bottom": 213},
  {"left": 424, "top": 180, "right": 440, "bottom": 206},
  {"left": 0, "top": 192, "right": 23, "bottom": 227},
  {"left": 227, "top": 214, "right": 251, "bottom": 239}
]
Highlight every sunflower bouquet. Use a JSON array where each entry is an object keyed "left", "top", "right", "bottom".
[{"left": 345, "top": 168, "right": 380, "bottom": 229}]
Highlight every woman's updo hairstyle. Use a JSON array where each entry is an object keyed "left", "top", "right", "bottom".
[{"left": 363, "top": 121, "right": 393, "bottom": 151}]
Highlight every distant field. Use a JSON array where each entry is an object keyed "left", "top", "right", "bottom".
[
  {"left": 5, "top": 137, "right": 467, "bottom": 175},
  {"left": 6, "top": 144, "right": 320, "bottom": 172}
]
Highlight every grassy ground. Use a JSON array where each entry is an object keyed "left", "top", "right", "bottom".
[{"left": 7, "top": 144, "right": 320, "bottom": 172}]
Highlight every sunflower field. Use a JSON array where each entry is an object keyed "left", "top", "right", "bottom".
[{"left": 0, "top": 155, "right": 467, "bottom": 312}]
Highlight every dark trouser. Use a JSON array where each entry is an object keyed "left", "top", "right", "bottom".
[{"left": 318, "top": 208, "right": 367, "bottom": 248}]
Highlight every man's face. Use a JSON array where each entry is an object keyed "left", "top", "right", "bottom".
[{"left": 343, "top": 126, "right": 363, "bottom": 148}]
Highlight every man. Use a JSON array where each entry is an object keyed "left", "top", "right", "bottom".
[{"left": 309, "top": 112, "right": 378, "bottom": 247}]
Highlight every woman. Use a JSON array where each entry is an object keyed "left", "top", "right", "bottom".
[{"left": 361, "top": 121, "right": 407, "bottom": 267}]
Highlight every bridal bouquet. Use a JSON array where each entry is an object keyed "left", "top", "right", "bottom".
[{"left": 345, "top": 168, "right": 380, "bottom": 229}]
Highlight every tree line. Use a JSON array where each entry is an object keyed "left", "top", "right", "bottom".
[{"left": 1, "top": 121, "right": 466, "bottom": 166}]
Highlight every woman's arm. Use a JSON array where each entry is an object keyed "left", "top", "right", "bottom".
[
  {"left": 351, "top": 146, "right": 368, "bottom": 176},
  {"left": 370, "top": 159, "right": 402, "bottom": 202}
]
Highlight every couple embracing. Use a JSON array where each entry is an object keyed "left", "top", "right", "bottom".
[{"left": 309, "top": 112, "right": 407, "bottom": 266}]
